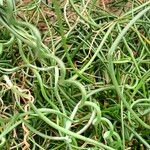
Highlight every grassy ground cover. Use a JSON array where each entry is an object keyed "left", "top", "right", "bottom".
[{"left": 0, "top": 0, "right": 150, "bottom": 149}]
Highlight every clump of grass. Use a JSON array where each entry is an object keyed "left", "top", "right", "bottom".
[{"left": 0, "top": 0, "right": 150, "bottom": 149}]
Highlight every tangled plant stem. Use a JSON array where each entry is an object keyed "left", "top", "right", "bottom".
[{"left": 0, "top": 0, "right": 150, "bottom": 149}]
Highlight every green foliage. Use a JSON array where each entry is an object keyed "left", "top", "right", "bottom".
[{"left": 0, "top": 0, "right": 150, "bottom": 149}]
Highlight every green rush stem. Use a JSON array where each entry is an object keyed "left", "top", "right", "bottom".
[
  {"left": 23, "top": 120, "right": 68, "bottom": 141},
  {"left": 121, "top": 1, "right": 150, "bottom": 18},
  {"left": 0, "top": 120, "right": 22, "bottom": 141},
  {"left": 69, "top": 0, "right": 100, "bottom": 28},
  {"left": 120, "top": 97, "right": 125, "bottom": 149},
  {"left": 108, "top": 7, "right": 150, "bottom": 129},
  {"left": 29, "top": 101, "right": 115, "bottom": 150},
  {"left": 125, "top": 124, "right": 150, "bottom": 149},
  {"left": 66, "top": 47, "right": 94, "bottom": 83},
  {"left": 17, "top": 40, "right": 58, "bottom": 109},
  {"left": 62, "top": 79, "right": 87, "bottom": 105},
  {"left": 70, "top": 22, "right": 116, "bottom": 80},
  {"left": 52, "top": 0, "right": 67, "bottom": 52}
]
